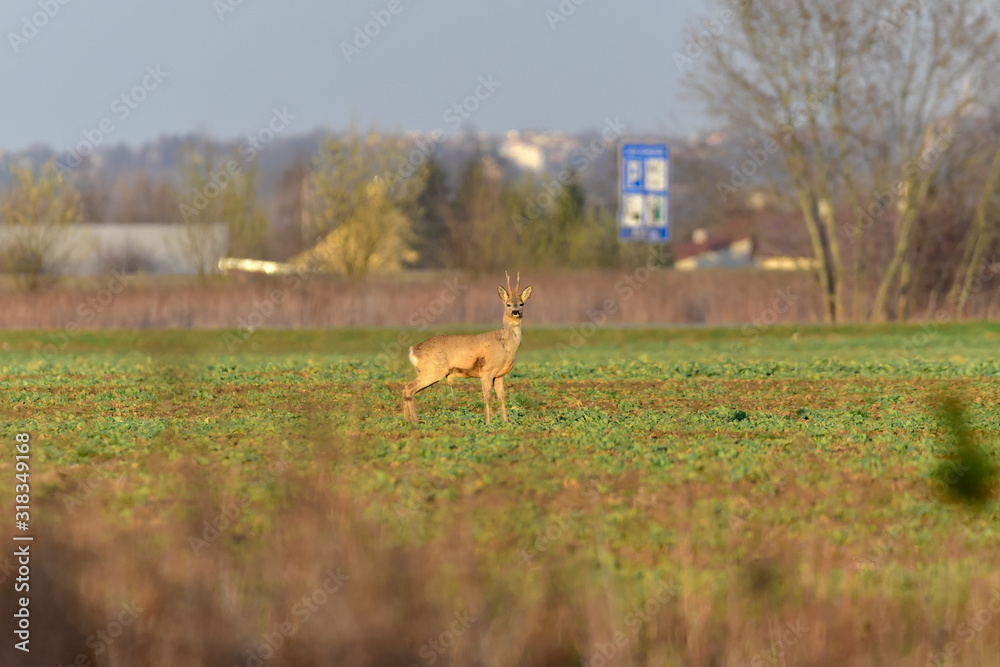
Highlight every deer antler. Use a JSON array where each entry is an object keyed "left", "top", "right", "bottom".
[
  {"left": 506, "top": 271, "right": 513, "bottom": 296},
  {"left": 515, "top": 272, "right": 520, "bottom": 295}
]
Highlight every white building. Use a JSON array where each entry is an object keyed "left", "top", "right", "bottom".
[
  {"left": 0, "top": 222, "right": 228, "bottom": 276},
  {"left": 499, "top": 133, "right": 546, "bottom": 171}
]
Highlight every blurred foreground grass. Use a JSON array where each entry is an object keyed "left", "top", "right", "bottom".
[{"left": 1, "top": 322, "right": 999, "bottom": 665}]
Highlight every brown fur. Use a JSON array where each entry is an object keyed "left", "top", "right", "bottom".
[{"left": 403, "top": 272, "right": 532, "bottom": 424}]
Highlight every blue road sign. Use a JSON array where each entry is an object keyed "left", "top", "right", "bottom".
[{"left": 618, "top": 143, "right": 669, "bottom": 242}]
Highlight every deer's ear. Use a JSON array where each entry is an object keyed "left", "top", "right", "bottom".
[
  {"left": 497, "top": 285, "right": 509, "bottom": 301},
  {"left": 520, "top": 285, "right": 532, "bottom": 302}
]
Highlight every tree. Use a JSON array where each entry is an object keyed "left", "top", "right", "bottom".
[
  {"left": 685, "top": 0, "right": 1000, "bottom": 321},
  {"left": 271, "top": 158, "right": 310, "bottom": 260},
  {"left": 950, "top": 137, "right": 1000, "bottom": 313},
  {"left": 517, "top": 171, "right": 588, "bottom": 268},
  {"left": 113, "top": 171, "right": 182, "bottom": 223},
  {"left": 74, "top": 169, "right": 113, "bottom": 223},
  {"left": 300, "top": 129, "right": 425, "bottom": 276},
  {"left": 566, "top": 208, "right": 622, "bottom": 268},
  {"left": 412, "top": 155, "right": 456, "bottom": 269},
  {"left": 509, "top": 168, "right": 630, "bottom": 269},
  {"left": 669, "top": 142, "right": 733, "bottom": 238},
  {"left": 177, "top": 144, "right": 269, "bottom": 259},
  {"left": 0, "top": 159, "right": 81, "bottom": 288},
  {"left": 293, "top": 178, "right": 416, "bottom": 276},
  {"left": 447, "top": 153, "right": 513, "bottom": 273},
  {"left": 864, "top": 2, "right": 998, "bottom": 320}
]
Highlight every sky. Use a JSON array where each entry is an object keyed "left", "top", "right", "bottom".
[{"left": 0, "top": 0, "right": 715, "bottom": 153}]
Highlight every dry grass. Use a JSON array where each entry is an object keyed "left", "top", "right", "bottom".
[
  {"left": 5, "top": 456, "right": 1000, "bottom": 667},
  {"left": 0, "top": 269, "right": 829, "bottom": 329},
  {"left": 5, "top": 268, "right": 999, "bottom": 331}
]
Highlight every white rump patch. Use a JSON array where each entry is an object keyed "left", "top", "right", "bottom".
[{"left": 408, "top": 346, "right": 419, "bottom": 369}]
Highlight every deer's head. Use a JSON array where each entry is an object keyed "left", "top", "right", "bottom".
[{"left": 498, "top": 271, "right": 532, "bottom": 323}]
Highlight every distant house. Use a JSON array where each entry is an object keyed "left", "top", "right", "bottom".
[
  {"left": 674, "top": 225, "right": 819, "bottom": 271},
  {"left": 674, "top": 232, "right": 755, "bottom": 270},
  {"left": 0, "top": 222, "right": 229, "bottom": 276},
  {"left": 736, "top": 208, "right": 822, "bottom": 271},
  {"left": 755, "top": 255, "right": 821, "bottom": 271},
  {"left": 499, "top": 132, "right": 546, "bottom": 171}
]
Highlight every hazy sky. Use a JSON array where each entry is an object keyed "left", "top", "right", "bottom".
[{"left": 1, "top": 0, "right": 714, "bottom": 153}]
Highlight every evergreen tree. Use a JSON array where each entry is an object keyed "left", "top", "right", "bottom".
[{"left": 412, "top": 155, "right": 455, "bottom": 268}]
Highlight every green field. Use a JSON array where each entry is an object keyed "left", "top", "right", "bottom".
[{"left": 3, "top": 323, "right": 1000, "bottom": 666}]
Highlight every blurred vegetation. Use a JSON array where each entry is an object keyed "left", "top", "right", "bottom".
[
  {"left": 299, "top": 129, "right": 425, "bottom": 277},
  {"left": 932, "top": 394, "right": 998, "bottom": 507},
  {"left": 408, "top": 148, "right": 665, "bottom": 274},
  {"left": 5, "top": 325, "right": 1000, "bottom": 665},
  {"left": 0, "top": 158, "right": 81, "bottom": 289},
  {"left": 177, "top": 143, "right": 269, "bottom": 280},
  {"left": 684, "top": 0, "right": 1000, "bottom": 323},
  {"left": 296, "top": 177, "right": 417, "bottom": 276},
  {"left": 287, "top": 128, "right": 667, "bottom": 276}
]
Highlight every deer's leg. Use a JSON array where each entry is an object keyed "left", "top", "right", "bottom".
[
  {"left": 403, "top": 381, "right": 417, "bottom": 423},
  {"left": 494, "top": 376, "right": 508, "bottom": 423},
  {"left": 480, "top": 374, "right": 493, "bottom": 424},
  {"left": 404, "top": 375, "right": 440, "bottom": 423}
]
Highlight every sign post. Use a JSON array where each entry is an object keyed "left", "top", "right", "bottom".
[{"left": 618, "top": 142, "right": 670, "bottom": 242}]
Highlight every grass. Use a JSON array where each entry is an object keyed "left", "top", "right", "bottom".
[{"left": 2, "top": 322, "right": 1000, "bottom": 665}]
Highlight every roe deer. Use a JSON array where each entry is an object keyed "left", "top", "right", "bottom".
[{"left": 403, "top": 272, "right": 532, "bottom": 424}]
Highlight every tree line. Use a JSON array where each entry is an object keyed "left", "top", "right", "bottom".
[
  {"left": 685, "top": 0, "right": 1000, "bottom": 321},
  {"left": 7, "top": 0, "right": 1000, "bottom": 324},
  {"left": 0, "top": 130, "right": 664, "bottom": 288}
]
